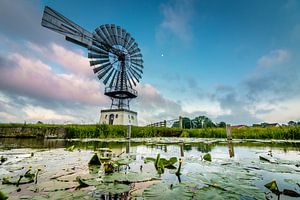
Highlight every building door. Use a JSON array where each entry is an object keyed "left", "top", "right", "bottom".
[{"left": 109, "top": 114, "right": 114, "bottom": 125}]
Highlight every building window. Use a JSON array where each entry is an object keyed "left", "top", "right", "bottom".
[
  {"left": 131, "top": 116, "right": 134, "bottom": 120},
  {"left": 116, "top": 114, "right": 118, "bottom": 118},
  {"left": 105, "top": 115, "right": 107, "bottom": 119},
  {"left": 128, "top": 115, "right": 130, "bottom": 119}
]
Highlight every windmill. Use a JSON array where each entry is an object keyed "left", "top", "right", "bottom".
[{"left": 41, "top": 6, "right": 143, "bottom": 125}]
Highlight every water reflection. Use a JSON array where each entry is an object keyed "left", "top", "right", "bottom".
[
  {"left": 227, "top": 140, "right": 235, "bottom": 158},
  {"left": 0, "top": 138, "right": 300, "bottom": 154}
]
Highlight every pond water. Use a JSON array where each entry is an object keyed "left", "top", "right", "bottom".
[{"left": 0, "top": 138, "right": 300, "bottom": 199}]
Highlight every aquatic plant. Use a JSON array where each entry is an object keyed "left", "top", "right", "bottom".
[{"left": 202, "top": 153, "right": 212, "bottom": 162}]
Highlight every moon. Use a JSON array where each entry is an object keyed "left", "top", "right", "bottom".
[{"left": 161, "top": 54, "right": 164, "bottom": 57}]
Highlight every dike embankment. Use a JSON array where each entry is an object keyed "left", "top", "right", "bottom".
[{"left": 0, "top": 126, "right": 67, "bottom": 138}]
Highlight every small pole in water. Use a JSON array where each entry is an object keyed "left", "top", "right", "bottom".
[{"left": 226, "top": 124, "right": 232, "bottom": 140}]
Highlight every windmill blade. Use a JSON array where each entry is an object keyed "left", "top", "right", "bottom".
[
  {"left": 110, "top": 24, "right": 118, "bottom": 45},
  {"left": 131, "top": 58, "right": 143, "bottom": 64},
  {"left": 129, "top": 66, "right": 142, "bottom": 79},
  {"left": 116, "top": 26, "right": 122, "bottom": 45},
  {"left": 88, "top": 46, "right": 107, "bottom": 55},
  {"left": 131, "top": 64, "right": 143, "bottom": 74},
  {"left": 128, "top": 42, "right": 138, "bottom": 52},
  {"left": 88, "top": 52, "right": 109, "bottom": 59},
  {"left": 98, "top": 65, "right": 113, "bottom": 80},
  {"left": 127, "top": 64, "right": 140, "bottom": 83},
  {"left": 101, "top": 25, "right": 114, "bottom": 46},
  {"left": 127, "top": 68, "right": 136, "bottom": 86},
  {"left": 126, "top": 38, "right": 135, "bottom": 49},
  {"left": 114, "top": 71, "right": 121, "bottom": 90},
  {"left": 130, "top": 53, "right": 143, "bottom": 59},
  {"left": 131, "top": 61, "right": 144, "bottom": 69},
  {"left": 90, "top": 59, "right": 110, "bottom": 67},
  {"left": 129, "top": 48, "right": 140, "bottom": 55},
  {"left": 126, "top": 72, "right": 133, "bottom": 89},
  {"left": 92, "top": 37, "right": 111, "bottom": 52},
  {"left": 41, "top": 6, "right": 93, "bottom": 48},
  {"left": 105, "top": 24, "right": 116, "bottom": 45},
  {"left": 109, "top": 69, "right": 118, "bottom": 88},
  {"left": 93, "top": 62, "right": 111, "bottom": 74},
  {"left": 121, "top": 29, "right": 127, "bottom": 46},
  {"left": 88, "top": 41, "right": 109, "bottom": 54},
  {"left": 103, "top": 68, "right": 115, "bottom": 85},
  {"left": 95, "top": 28, "right": 110, "bottom": 45},
  {"left": 124, "top": 33, "right": 131, "bottom": 48}
]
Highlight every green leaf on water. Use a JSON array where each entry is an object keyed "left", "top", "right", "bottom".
[
  {"left": 141, "top": 182, "right": 194, "bottom": 200},
  {"left": 103, "top": 172, "right": 158, "bottom": 183},
  {"left": 264, "top": 179, "right": 280, "bottom": 195},
  {"left": 66, "top": 145, "right": 75, "bottom": 152},
  {"left": 94, "top": 183, "right": 130, "bottom": 195},
  {"left": 203, "top": 153, "right": 212, "bottom": 162},
  {"left": 0, "top": 190, "right": 8, "bottom": 200},
  {"left": 88, "top": 153, "right": 101, "bottom": 165}
]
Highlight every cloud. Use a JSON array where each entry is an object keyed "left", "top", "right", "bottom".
[
  {"left": 157, "top": 0, "right": 195, "bottom": 44},
  {"left": 0, "top": 51, "right": 108, "bottom": 106},
  {"left": 257, "top": 49, "right": 289, "bottom": 67},
  {"left": 0, "top": 0, "right": 62, "bottom": 45},
  {"left": 23, "top": 105, "right": 75, "bottom": 122}
]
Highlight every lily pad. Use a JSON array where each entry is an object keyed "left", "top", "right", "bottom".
[
  {"left": 104, "top": 172, "right": 158, "bottom": 183},
  {"left": 142, "top": 182, "right": 194, "bottom": 200},
  {"left": 264, "top": 179, "right": 280, "bottom": 195},
  {"left": 94, "top": 183, "right": 130, "bottom": 195},
  {"left": 194, "top": 186, "right": 240, "bottom": 200},
  {"left": 29, "top": 180, "right": 78, "bottom": 192}
]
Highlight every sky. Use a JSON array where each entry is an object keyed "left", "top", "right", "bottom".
[{"left": 0, "top": 0, "right": 300, "bottom": 125}]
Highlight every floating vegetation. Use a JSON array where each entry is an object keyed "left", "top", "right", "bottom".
[
  {"left": 0, "top": 190, "right": 8, "bottom": 200},
  {"left": 1, "top": 138, "right": 300, "bottom": 199},
  {"left": 88, "top": 153, "right": 101, "bottom": 165},
  {"left": 202, "top": 153, "right": 212, "bottom": 162}
]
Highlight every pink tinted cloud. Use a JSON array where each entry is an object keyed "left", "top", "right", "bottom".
[{"left": 0, "top": 53, "right": 109, "bottom": 106}]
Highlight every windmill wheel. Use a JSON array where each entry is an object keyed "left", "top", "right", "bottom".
[{"left": 88, "top": 24, "right": 143, "bottom": 94}]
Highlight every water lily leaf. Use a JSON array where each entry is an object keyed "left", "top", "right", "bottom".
[
  {"left": 29, "top": 180, "right": 78, "bottom": 192},
  {"left": 66, "top": 145, "right": 75, "bottom": 151},
  {"left": 88, "top": 153, "right": 101, "bottom": 165},
  {"left": 259, "top": 155, "right": 276, "bottom": 163},
  {"left": 94, "top": 183, "right": 130, "bottom": 195},
  {"left": 264, "top": 179, "right": 280, "bottom": 195},
  {"left": 194, "top": 187, "right": 240, "bottom": 200},
  {"left": 144, "top": 157, "right": 156, "bottom": 163},
  {"left": 203, "top": 153, "right": 212, "bottom": 162},
  {"left": 0, "top": 190, "right": 8, "bottom": 200},
  {"left": 76, "top": 176, "right": 89, "bottom": 187},
  {"left": 282, "top": 189, "right": 300, "bottom": 197},
  {"left": 104, "top": 172, "right": 158, "bottom": 183},
  {"left": 142, "top": 182, "right": 194, "bottom": 200}
]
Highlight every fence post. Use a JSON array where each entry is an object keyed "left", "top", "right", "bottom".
[
  {"left": 226, "top": 124, "right": 232, "bottom": 140},
  {"left": 179, "top": 116, "right": 183, "bottom": 129}
]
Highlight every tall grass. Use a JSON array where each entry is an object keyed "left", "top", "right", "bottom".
[{"left": 0, "top": 123, "right": 299, "bottom": 139}]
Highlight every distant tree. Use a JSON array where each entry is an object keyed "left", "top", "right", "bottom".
[
  {"left": 182, "top": 117, "right": 192, "bottom": 129},
  {"left": 172, "top": 121, "right": 179, "bottom": 128},
  {"left": 194, "top": 116, "right": 215, "bottom": 128},
  {"left": 217, "top": 121, "right": 226, "bottom": 128},
  {"left": 297, "top": 121, "right": 300, "bottom": 126},
  {"left": 288, "top": 121, "right": 296, "bottom": 126}
]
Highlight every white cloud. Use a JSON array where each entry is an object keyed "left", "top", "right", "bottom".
[
  {"left": 23, "top": 105, "right": 75, "bottom": 122},
  {"left": 257, "top": 49, "right": 290, "bottom": 67},
  {"left": 157, "top": 0, "right": 195, "bottom": 43}
]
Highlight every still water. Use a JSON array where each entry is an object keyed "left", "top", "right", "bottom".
[{"left": 0, "top": 138, "right": 300, "bottom": 199}]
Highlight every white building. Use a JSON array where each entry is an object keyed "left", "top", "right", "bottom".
[{"left": 99, "top": 109, "right": 137, "bottom": 126}]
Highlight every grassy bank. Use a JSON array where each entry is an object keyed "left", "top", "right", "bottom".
[{"left": 0, "top": 123, "right": 299, "bottom": 139}]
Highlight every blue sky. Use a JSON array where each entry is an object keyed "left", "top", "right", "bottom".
[{"left": 0, "top": 0, "right": 299, "bottom": 125}]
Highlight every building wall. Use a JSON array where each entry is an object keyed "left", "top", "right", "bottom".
[{"left": 100, "top": 109, "right": 138, "bottom": 126}]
